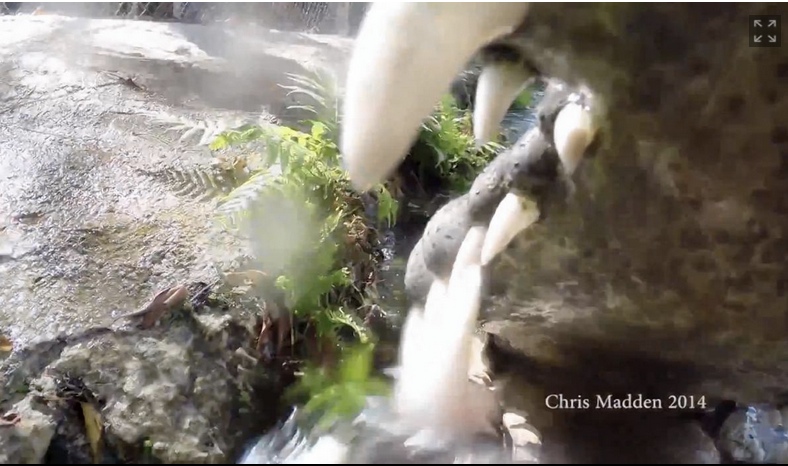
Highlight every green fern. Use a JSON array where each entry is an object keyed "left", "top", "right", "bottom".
[
  {"left": 215, "top": 166, "right": 282, "bottom": 228},
  {"left": 280, "top": 70, "right": 341, "bottom": 140},
  {"left": 145, "top": 111, "right": 277, "bottom": 147},
  {"left": 418, "top": 94, "right": 505, "bottom": 192},
  {"left": 149, "top": 114, "right": 234, "bottom": 147},
  {"left": 137, "top": 165, "right": 249, "bottom": 201},
  {"left": 208, "top": 70, "right": 399, "bottom": 337},
  {"left": 322, "top": 306, "right": 373, "bottom": 344},
  {"left": 157, "top": 70, "right": 399, "bottom": 430}
]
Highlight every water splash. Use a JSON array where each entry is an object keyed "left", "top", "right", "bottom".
[
  {"left": 238, "top": 409, "right": 349, "bottom": 464},
  {"left": 238, "top": 226, "right": 503, "bottom": 463}
]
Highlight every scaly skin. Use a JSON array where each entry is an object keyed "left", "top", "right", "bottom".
[
  {"left": 342, "top": 3, "right": 788, "bottom": 406},
  {"left": 482, "top": 3, "right": 788, "bottom": 405}
]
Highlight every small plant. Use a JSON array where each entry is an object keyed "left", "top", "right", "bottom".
[
  {"left": 285, "top": 342, "right": 390, "bottom": 432},
  {"left": 412, "top": 94, "right": 505, "bottom": 193},
  {"left": 404, "top": 78, "right": 541, "bottom": 196},
  {"left": 204, "top": 70, "right": 396, "bottom": 427},
  {"left": 512, "top": 84, "right": 538, "bottom": 110},
  {"left": 210, "top": 71, "right": 397, "bottom": 338}
]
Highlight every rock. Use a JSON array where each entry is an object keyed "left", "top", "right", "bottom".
[
  {"left": 0, "top": 396, "right": 57, "bottom": 463},
  {"left": 0, "top": 13, "right": 350, "bottom": 462},
  {"left": 48, "top": 331, "right": 228, "bottom": 463},
  {"left": 502, "top": 410, "right": 542, "bottom": 464},
  {"left": 0, "top": 300, "right": 277, "bottom": 463},
  {"left": 0, "top": 12, "right": 352, "bottom": 346},
  {"left": 716, "top": 405, "right": 788, "bottom": 464},
  {"left": 0, "top": 14, "right": 352, "bottom": 117}
]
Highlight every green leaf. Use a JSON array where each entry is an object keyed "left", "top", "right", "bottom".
[
  {"left": 339, "top": 344, "right": 373, "bottom": 385},
  {"left": 311, "top": 121, "right": 326, "bottom": 141}
]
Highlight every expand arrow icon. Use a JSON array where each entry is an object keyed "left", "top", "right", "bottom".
[
  {"left": 754, "top": 35, "right": 762, "bottom": 43},
  {"left": 769, "top": 35, "right": 777, "bottom": 43},
  {"left": 754, "top": 19, "right": 762, "bottom": 27},
  {"left": 768, "top": 19, "right": 777, "bottom": 27}
]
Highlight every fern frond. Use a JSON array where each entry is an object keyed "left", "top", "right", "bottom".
[
  {"left": 282, "top": 72, "right": 331, "bottom": 108},
  {"left": 281, "top": 83, "right": 326, "bottom": 113},
  {"left": 144, "top": 112, "right": 258, "bottom": 147},
  {"left": 326, "top": 306, "right": 371, "bottom": 344},
  {"left": 215, "top": 167, "right": 282, "bottom": 227},
  {"left": 138, "top": 165, "right": 247, "bottom": 201},
  {"left": 280, "top": 70, "right": 341, "bottom": 132}
]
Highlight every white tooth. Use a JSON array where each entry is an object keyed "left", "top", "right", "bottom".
[
  {"left": 395, "top": 303, "right": 426, "bottom": 415},
  {"left": 473, "top": 63, "right": 532, "bottom": 145},
  {"left": 424, "top": 277, "right": 449, "bottom": 317},
  {"left": 481, "top": 193, "right": 540, "bottom": 266},
  {"left": 552, "top": 102, "right": 597, "bottom": 176},
  {"left": 453, "top": 225, "right": 488, "bottom": 271},
  {"left": 396, "top": 228, "right": 490, "bottom": 435},
  {"left": 341, "top": 2, "right": 531, "bottom": 191},
  {"left": 395, "top": 274, "right": 458, "bottom": 426},
  {"left": 440, "top": 244, "right": 491, "bottom": 436},
  {"left": 444, "top": 262, "right": 484, "bottom": 366}
]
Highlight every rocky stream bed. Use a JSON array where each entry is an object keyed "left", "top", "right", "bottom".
[{"left": 1, "top": 8, "right": 788, "bottom": 465}]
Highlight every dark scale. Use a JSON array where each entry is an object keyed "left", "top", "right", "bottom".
[{"left": 403, "top": 86, "right": 585, "bottom": 307}]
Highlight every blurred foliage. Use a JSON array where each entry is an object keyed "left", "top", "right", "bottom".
[
  {"left": 159, "top": 67, "right": 394, "bottom": 427},
  {"left": 210, "top": 70, "right": 397, "bottom": 338},
  {"left": 408, "top": 79, "right": 541, "bottom": 194},
  {"left": 286, "top": 342, "right": 390, "bottom": 431},
  {"left": 208, "top": 70, "right": 394, "bottom": 426}
]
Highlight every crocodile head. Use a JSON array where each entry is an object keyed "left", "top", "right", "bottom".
[{"left": 340, "top": 2, "right": 788, "bottom": 408}]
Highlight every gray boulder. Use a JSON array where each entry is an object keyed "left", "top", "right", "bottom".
[{"left": 0, "top": 14, "right": 352, "bottom": 463}]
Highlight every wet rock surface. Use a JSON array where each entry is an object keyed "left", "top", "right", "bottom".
[
  {"left": 0, "top": 395, "right": 57, "bottom": 463},
  {"left": 0, "top": 306, "right": 285, "bottom": 463},
  {"left": 716, "top": 404, "right": 788, "bottom": 463},
  {"left": 0, "top": 13, "right": 352, "bottom": 463}
]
